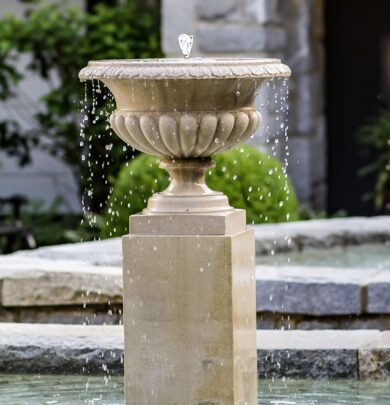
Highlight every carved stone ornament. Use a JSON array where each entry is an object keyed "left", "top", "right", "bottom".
[{"left": 79, "top": 58, "right": 290, "bottom": 214}]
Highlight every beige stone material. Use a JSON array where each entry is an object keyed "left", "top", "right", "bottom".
[
  {"left": 110, "top": 109, "right": 262, "bottom": 158},
  {"left": 130, "top": 209, "right": 246, "bottom": 235},
  {"left": 79, "top": 58, "right": 291, "bottom": 81},
  {"left": 257, "top": 330, "right": 383, "bottom": 350},
  {"left": 144, "top": 158, "right": 233, "bottom": 214},
  {"left": 122, "top": 230, "right": 257, "bottom": 405},
  {"left": 79, "top": 58, "right": 290, "bottom": 215},
  {"left": 79, "top": 57, "right": 289, "bottom": 403},
  {"left": 0, "top": 257, "right": 122, "bottom": 307}
]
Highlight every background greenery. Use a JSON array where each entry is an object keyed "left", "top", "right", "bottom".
[
  {"left": 0, "top": 0, "right": 162, "bottom": 248},
  {"left": 359, "top": 108, "right": 390, "bottom": 212},
  {"left": 103, "top": 145, "right": 299, "bottom": 237},
  {"left": 0, "top": 0, "right": 341, "bottom": 251},
  {"left": 0, "top": 0, "right": 162, "bottom": 212}
]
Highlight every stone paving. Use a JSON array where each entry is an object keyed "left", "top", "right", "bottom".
[
  {"left": 0, "top": 323, "right": 388, "bottom": 379},
  {"left": 254, "top": 216, "right": 390, "bottom": 254},
  {"left": 1, "top": 256, "right": 388, "bottom": 327},
  {"left": 0, "top": 217, "right": 389, "bottom": 326}
]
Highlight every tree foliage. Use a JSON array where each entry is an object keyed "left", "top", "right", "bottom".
[{"left": 0, "top": 0, "right": 162, "bottom": 210}]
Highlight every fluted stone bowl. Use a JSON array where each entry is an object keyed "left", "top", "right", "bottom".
[
  {"left": 79, "top": 58, "right": 290, "bottom": 214},
  {"left": 79, "top": 58, "right": 290, "bottom": 159}
]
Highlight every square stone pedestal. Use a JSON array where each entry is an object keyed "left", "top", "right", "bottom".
[{"left": 122, "top": 210, "right": 257, "bottom": 404}]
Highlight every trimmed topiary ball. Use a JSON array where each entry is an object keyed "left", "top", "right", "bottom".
[{"left": 102, "top": 145, "right": 299, "bottom": 237}]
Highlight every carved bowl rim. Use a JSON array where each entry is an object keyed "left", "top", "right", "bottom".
[{"left": 79, "top": 58, "right": 291, "bottom": 81}]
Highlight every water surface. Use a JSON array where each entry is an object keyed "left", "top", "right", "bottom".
[
  {"left": 1, "top": 374, "right": 389, "bottom": 404},
  {"left": 257, "top": 243, "right": 390, "bottom": 270}
]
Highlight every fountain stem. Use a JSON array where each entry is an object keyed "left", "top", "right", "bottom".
[
  {"left": 160, "top": 158, "right": 214, "bottom": 196},
  {"left": 144, "top": 157, "right": 232, "bottom": 214}
]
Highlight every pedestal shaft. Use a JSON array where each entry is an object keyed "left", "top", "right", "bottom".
[{"left": 122, "top": 229, "right": 257, "bottom": 404}]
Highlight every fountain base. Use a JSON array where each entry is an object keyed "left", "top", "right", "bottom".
[
  {"left": 122, "top": 221, "right": 257, "bottom": 404},
  {"left": 130, "top": 209, "right": 246, "bottom": 236}
]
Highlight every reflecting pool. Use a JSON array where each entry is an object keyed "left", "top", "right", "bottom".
[
  {"left": 1, "top": 374, "right": 389, "bottom": 404},
  {"left": 257, "top": 243, "right": 390, "bottom": 270}
]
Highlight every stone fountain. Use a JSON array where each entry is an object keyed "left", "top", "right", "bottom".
[{"left": 80, "top": 47, "right": 290, "bottom": 404}]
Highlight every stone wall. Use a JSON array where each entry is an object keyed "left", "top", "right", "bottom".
[{"left": 162, "top": 0, "right": 326, "bottom": 209}]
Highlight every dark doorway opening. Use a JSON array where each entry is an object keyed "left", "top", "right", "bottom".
[{"left": 326, "top": 0, "right": 390, "bottom": 215}]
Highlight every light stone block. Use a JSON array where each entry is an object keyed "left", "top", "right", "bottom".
[
  {"left": 0, "top": 257, "right": 122, "bottom": 307},
  {"left": 197, "top": 0, "right": 240, "bottom": 21},
  {"left": 289, "top": 73, "right": 322, "bottom": 135},
  {"left": 122, "top": 229, "right": 257, "bottom": 405},
  {"left": 197, "top": 25, "right": 286, "bottom": 53},
  {"left": 245, "top": 0, "right": 281, "bottom": 24},
  {"left": 358, "top": 332, "right": 390, "bottom": 379},
  {"left": 253, "top": 216, "right": 390, "bottom": 254},
  {"left": 310, "top": 118, "right": 326, "bottom": 184},
  {"left": 130, "top": 209, "right": 246, "bottom": 235},
  {"left": 286, "top": 136, "right": 312, "bottom": 201},
  {"left": 12, "top": 238, "right": 122, "bottom": 266},
  {"left": 359, "top": 348, "right": 390, "bottom": 380},
  {"left": 162, "top": 0, "right": 196, "bottom": 56}
]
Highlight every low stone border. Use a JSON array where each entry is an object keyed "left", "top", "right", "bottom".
[
  {"left": 257, "top": 266, "right": 379, "bottom": 315},
  {"left": 0, "top": 324, "right": 388, "bottom": 379},
  {"left": 0, "top": 217, "right": 388, "bottom": 326},
  {"left": 0, "top": 256, "right": 389, "bottom": 327},
  {"left": 254, "top": 216, "right": 390, "bottom": 254},
  {"left": 9, "top": 217, "right": 390, "bottom": 261}
]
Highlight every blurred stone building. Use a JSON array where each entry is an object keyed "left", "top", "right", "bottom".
[
  {"left": 1, "top": 0, "right": 388, "bottom": 215},
  {"left": 163, "top": 0, "right": 326, "bottom": 209},
  {"left": 163, "top": 0, "right": 390, "bottom": 215}
]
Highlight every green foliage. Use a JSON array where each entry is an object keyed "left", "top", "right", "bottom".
[
  {"left": 0, "top": 0, "right": 162, "bottom": 211},
  {"left": 359, "top": 109, "right": 390, "bottom": 211},
  {"left": 0, "top": 198, "right": 90, "bottom": 252},
  {"left": 103, "top": 146, "right": 299, "bottom": 237},
  {"left": 20, "top": 200, "right": 81, "bottom": 247},
  {"left": 21, "top": 199, "right": 104, "bottom": 248},
  {"left": 207, "top": 146, "right": 299, "bottom": 224},
  {"left": 298, "top": 206, "right": 347, "bottom": 221}
]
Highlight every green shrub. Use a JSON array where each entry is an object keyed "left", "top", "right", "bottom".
[
  {"left": 359, "top": 109, "right": 390, "bottom": 211},
  {"left": 103, "top": 145, "right": 299, "bottom": 237}
]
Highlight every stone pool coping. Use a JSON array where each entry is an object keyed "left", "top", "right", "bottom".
[
  {"left": 0, "top": 258, "right": 388, "bottom": 321},
  {"left": 0, "top": 217, "right": 389, "bottom": 325},
  {"left": 9, "top": 216, "right": 390, "bottom": 263},
  {"left": 253, "top": 216, "right": 390, "bottom": 254},
  {"left": 0, "top": 323, "right": 388, "bottom": 380}
]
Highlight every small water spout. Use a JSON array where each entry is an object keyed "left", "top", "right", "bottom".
[{"left": 178, "top": 34, "right": 193, "bottom": 59}]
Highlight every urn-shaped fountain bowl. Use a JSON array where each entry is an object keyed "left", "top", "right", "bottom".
[
  {"left": 79, "top": 58, "right": 290, "bottom": 158},
  {"left": 79, "top": 58, "right": 290, "bottom": 214}
]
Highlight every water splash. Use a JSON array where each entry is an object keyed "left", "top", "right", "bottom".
[{"left": 178, "top": 34, "right": 193, "bottom": 59}]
